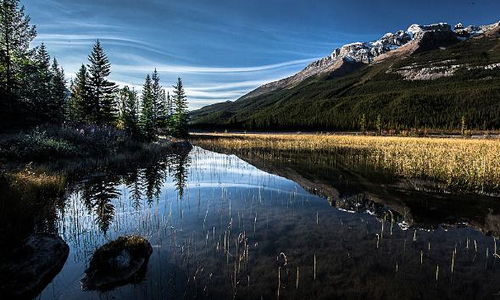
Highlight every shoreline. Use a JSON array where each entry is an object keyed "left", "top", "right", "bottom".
[
  {"left": 191, "top": 132, "right": 500, "bottom": 194},
  {"left": 190, "top": 131, "right": 500, "bottom": 139}
]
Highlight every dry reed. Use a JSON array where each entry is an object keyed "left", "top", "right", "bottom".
[{"left": 192, "top": 133, "right": 500, "bottom": 192}]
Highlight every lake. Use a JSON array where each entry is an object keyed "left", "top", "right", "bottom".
[{"left": 30, "top": 146, "right": 500, "bottom": 299}]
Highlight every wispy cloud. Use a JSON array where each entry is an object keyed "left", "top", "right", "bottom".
[
  {"left": 41, "top": 20, "right": 121, "bottom": 30},
  {"left": 112, "top": 58, "right": 317, "bottom": 74},
  {"left": 185, "top": 89, "right": 246, "bottom": 99},
  {"left": 188, "top": 79, "right": 279, "bottom": 91},
  {"left": 35, "top": 33, "right": 185, "bottom": 61}
]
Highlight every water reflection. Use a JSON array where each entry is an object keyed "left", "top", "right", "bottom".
[
  {"left": 2, "top": 146, "right": 499, "bottom": 299},
  {"left": 215, "top": 147, "right": 500, "bottom": 237},
  {"left": 72, "top": 152, "right": 191, "bottom": 234}
]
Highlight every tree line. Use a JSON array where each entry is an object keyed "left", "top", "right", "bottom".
[{"left": 0, "top": 0, "right": 189, "bottom": 139}]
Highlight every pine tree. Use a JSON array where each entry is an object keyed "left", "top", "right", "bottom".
[
  {"left": 66, "top": 79, "right": 77, "bottom": 121},
  {"left": 140, "top": 75, "right": 155, "bottom": 140},
  {"left": 157, "top": 88, "right": 167, "bottom": 130},
  {"left": 164, "top": 91, "right": 173, "bottom": 132},
  {"left": 119, "top": 86, "right": 139, "bottom": 137},
  {"left": 87, "top": 40, "right": 117, "bottom": 124},
  {"left": 68, "top": 64, "right": 91, "bottom": 123},
  {"left": 0, "top": 0, "right": 36, "bottom": 96},
  {"left": 172, "top": 77, "right": 189, "bottom": 137},
  {"left": 166, "top": 91, "right": 173, "bottom": 115},
  {"left": 27, "top": 43, "right": 52, "bottom": 122},
  {"left": 48, "top": 58, "right": 66, "bottom": 123},
  {"left": 359, "top": 114, "right": 366, "bottom": 134},
  {"left": 151, "top": 69, "right": 164, "bottom": 130},
  {"left": 117, "top": 87, "right": 127, "bottom": 128},
  {"left": 375, "top": 114, "right": 382, "bottom": 135}
]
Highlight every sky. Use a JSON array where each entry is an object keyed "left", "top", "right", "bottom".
[{"left": 26, "top": 0, "right": 500, "bottom": 110}]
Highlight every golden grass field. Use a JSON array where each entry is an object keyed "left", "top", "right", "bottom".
[{"left": 192, "top": 133, "right": 500, "bottom": 193}]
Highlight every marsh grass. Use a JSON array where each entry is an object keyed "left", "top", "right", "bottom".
[
  {"left": 0, "top": 167, "right": 67, "bottom": 249},
  {"left": 192, "top": 133, "right": 500, "bottom": 193},
  {"left": 0, "top": 132, "right": 191, "bottom": 256},
  {"left": 7, "top": 165, "right": 66, "bottom": 200}
]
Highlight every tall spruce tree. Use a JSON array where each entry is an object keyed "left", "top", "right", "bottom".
[
  {"left": 48, "top": 58, "right": 66, "bottom": 123},
  {"left": 375, "top": 114, "right": 382, "bottom": 135},
  {"left": 140, "top": 75, "right": 155, "bottom": 140},
  {"left": 172, "top": 77, "right": 188, "bottom": 137},
  {"left": 66, "top": 79, "right": 78, "bottom": 121},
  {"left": 151, "top": 69, "right": 163, "bottom": 130},
  {"left": 119, "top": 86, "right": 139, "bottom": 137},
  {"left": 165, "top": 91, "right": 173, "bottom": 115},
  {"left": 117, "top": 87, "right": 127, "bottom": 128},
  {"left": 28, "top": 43, "right": 52, "bottom": 122},
  {"left": 87, "top": 40, "right": 117, "bottom": 124},
  {"left": 164, "top": 91, "right": 173, "bottom": 132},
  {"left": 68, "top": 64, "right": 91, "bottom": 123},
  {"left": 0, "top": 0, "right": 36, "bottom": 97},
  {"left": 360, "top": 114, "right": 366, "bottom": 134},
  {"left": 158, "top": 89, "right": 167, "bottom": 129}
]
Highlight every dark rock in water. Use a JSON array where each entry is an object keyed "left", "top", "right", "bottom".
[
  {"left": 0, "top": 234, "right": 69, "bottom": 299},
  {"left": 81, "top": 235, "right": 153, "bottom": 290}
]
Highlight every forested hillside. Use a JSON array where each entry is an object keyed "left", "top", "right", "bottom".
[{"left": 191, "top": 26, "right": 500, "bottom": 132}]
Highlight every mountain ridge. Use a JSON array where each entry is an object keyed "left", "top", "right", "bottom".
[
  {"left": 191, "top": 21, "right": 500, "bottom": 131},
  {"left": 235, "top": 21, "right": 498, "bottom": 102}
]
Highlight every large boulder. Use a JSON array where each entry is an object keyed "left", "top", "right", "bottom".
[
  {"left": 81, "top": 235, "right": 153, "bottom": 290},
  {"left": 0, "top": 234, "right": 69, "bottom": 299}
]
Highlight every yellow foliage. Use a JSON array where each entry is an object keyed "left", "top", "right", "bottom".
[
  {"left": 192, "top": 133, "right": 500, "bottom": 192},
  {"left": 8, "top": 166, "right": 66, "bottom": 201}
]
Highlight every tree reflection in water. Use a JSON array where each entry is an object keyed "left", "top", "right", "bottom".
[
  {"left": 124, "top": 169, "right": 143, "bottom": 210},
  {"left": 172, "top": 153, "right": 190, "bottom": 199},
  {"left": 79, "top": 151, "right": 191, "bottom": 232},
  {"left": 81, "top": 178, "right": 121, "bottom": 233}
]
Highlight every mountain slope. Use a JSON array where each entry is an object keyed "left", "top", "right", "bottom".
[{"left": 191, "top": 22, "right": 500, "bottom": 131}]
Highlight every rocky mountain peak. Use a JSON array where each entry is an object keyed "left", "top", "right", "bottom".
[
  {"left": 236, "top": 21, "right": 499, "bottom": 102},
  {"left": 328, "top": 29, "right": 413, "bottom": 64},
  {"left": 407, "top": 23, "right": 452, "bottom": 36}
]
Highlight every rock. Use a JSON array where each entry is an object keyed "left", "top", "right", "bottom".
[
  {"left": 454, "top": 23, "right": 464, "bottom": 30},
  {"left": 81, "top": 235, "right": 153, "bottom": 290},
  {"left": 407, "top": 23, "right": 452, "bottom": 36},
  {"left": 412, "top": 29, "right": 459, "bottom": 53},
  {"left": 0, "top": 234, "right": 69, "bottom": 299}
]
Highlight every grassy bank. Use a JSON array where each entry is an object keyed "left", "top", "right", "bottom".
[
  {"left": 1, "top": 125, "right": 146, "bottom": 162},
  {"left": 0, "top": 124, "right": 189, "bottom": 166},
  {"left": 0, "top": 124, "right": 191, "bottom": 203},
  {"left": 191, "top": 133, "right": 500, "bottom": 193},
  {"left": 0, "top": 125, "right": 192, "bottom": 248}
]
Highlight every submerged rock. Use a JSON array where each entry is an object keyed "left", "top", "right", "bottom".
[
  {"left": 0, "top": 234, "right": 69, "bottom": 299},
  {"left": 81, "top": 235, "right": 153, "bottom": 290}
]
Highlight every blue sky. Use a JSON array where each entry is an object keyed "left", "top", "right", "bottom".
[{"left": 27, "top": 0, "right": 500, "bottom": 110}]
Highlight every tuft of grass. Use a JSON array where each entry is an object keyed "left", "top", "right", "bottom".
[
  {"left": 0, "top": 167, "right": 67, "bottom": 249},
  {"left": 7, "top": 165, "right": 66, "bottom": 202},
  {"left": 191, "top": 133, "right": 500, "bottom": 193}
]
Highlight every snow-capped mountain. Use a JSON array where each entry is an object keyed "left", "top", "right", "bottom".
[{"left": 237, "top": 21, "right": 499, "bottom": 102}]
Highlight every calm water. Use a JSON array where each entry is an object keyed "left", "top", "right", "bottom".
[{"left": 32, "top": 146, "right": 500, "bottom": 299}]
